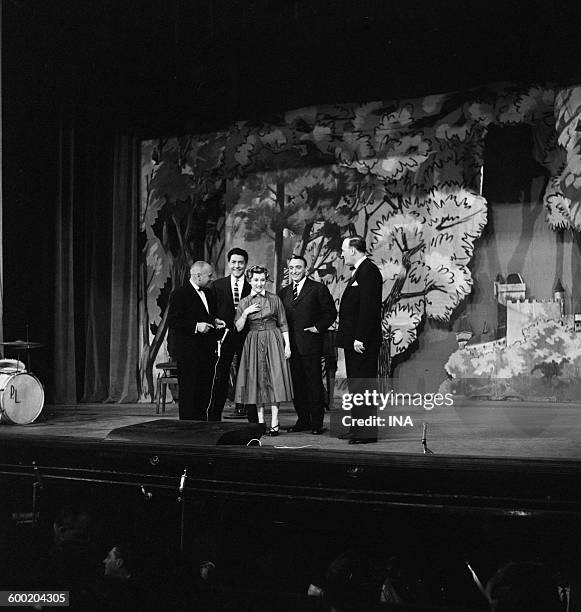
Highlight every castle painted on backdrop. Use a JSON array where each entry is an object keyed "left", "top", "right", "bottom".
[
  {"left": 456, "top": 274, "right": 581, "bottom": 350},
  {"left": 446, "top": 274, "right": 581, "bottom": 401}
]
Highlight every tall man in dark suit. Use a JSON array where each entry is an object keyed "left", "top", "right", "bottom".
[
  {"left": 279, "top": 255, "right": 336, "bottom": 434},
  {"left": 208, "top": 247, "right": 253, "bottom": 422},
  {"left": 168, "top": 261, "right": 225, "bottom": 420},
  {"left": 337, "top": 236, "right": 383, "bottom": 444}
]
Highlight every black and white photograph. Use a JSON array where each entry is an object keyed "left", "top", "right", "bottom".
[{"left": 2, "top": 1, "right": 581, "bottom": 609}]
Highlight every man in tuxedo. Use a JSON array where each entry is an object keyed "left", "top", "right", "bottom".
[
  {"left": 208, "top": 247, "right": 254, "bottom": 422},
  {"left": 279, "top": 255, "right": 336, "bottom": 434},
  {"left": 168, "top": 261, "right": 225, "bottom": 421},
  {"left": 337, "top": 236, "right": 383, "bottom": 444}
]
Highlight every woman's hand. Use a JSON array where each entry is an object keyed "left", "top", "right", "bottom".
[
  {"left": 244, "top": 303, "right": 261, "bottom": 316},
  {"left": 284, "top": 344, "right": 291, "bottom": 359}
]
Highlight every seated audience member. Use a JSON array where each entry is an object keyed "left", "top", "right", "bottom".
[
  {"left": 486, "top": 561, "right": 561, "bottom": 611},
  {"left": 96, "top": 544, "right": 143, "bottom": 610},
  {"left": 102, "top": 544, "right": 134, "bottom": 580}
]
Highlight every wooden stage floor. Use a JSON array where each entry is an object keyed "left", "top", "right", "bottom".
[{"left": 1, "top": 399, "right": 580, "bottom": 461}]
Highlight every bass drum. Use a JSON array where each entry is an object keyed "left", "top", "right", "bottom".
[{"left": 0, "top": 372, "right": 44, "bottom": 425}]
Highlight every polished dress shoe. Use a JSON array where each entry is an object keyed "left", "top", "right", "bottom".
[
  {"left": 311, "top": 427, "right": 325, "bottom": 435},
  {"left": 348, "top": 438, "right": 378, "bottom": 445},
  {"left": 287, "top": 423, "right": 311, "bottom": 433},
  {"left": 224, "top": 407, "right": 247, "bottom": 420}
]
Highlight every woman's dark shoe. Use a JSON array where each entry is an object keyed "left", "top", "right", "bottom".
[{"left": 268, "top": 424, "right": 280, "bottom": 437}]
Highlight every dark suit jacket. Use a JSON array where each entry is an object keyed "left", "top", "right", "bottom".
[
  {"left": 336, "top": 257, "right": 383, "bottom": 350},
  {"left": 167, "top": 282, "right": 217, "bottom": 361},
  {"left": 278, "top": 278, "right": 337, "bottom": 356},
  {"left": 209, "top": 275, "right": 251, "bottom": 354}
]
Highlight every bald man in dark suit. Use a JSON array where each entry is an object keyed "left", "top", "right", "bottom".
[
  {"left": 337, "top": 236, "right": 383, "bottom": 443},
  {"left": 168, "top": 261, "right": 225, "bottom": 420}
]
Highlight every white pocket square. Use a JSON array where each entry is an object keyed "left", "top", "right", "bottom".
[{"left": 351, "top": 281, "right": 359, "bottom": 287}]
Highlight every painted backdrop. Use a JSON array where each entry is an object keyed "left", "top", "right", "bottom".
[{"left": 139, "top": 84, "right": 581, "bottom": 402}]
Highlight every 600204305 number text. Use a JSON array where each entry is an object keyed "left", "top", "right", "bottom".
[{"left": 1, "top": 591, "right": 69, "bottom": 606}]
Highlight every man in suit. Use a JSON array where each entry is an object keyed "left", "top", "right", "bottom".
[
  {"left": 168, "top": 261, "right": 225, "bottom": 420},
  {"left": 336, "top": 236, "right": 383, "bottom": 444},
  {"left": 279, "top": 255, "right": 336, "bottom": 434},
  {"left": 208, "top": 247, "right": 254, "bottom": 422}
]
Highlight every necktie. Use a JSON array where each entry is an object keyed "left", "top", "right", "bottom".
[
  {"left": 233, "top": 279, "right": 240, "bottom": 307},
  {"left": 293, "top": 283, "right": 298, "bottom": 301}
]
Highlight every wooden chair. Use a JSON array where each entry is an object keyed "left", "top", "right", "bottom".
[{"left": 155, "top": 362, "right": 178, "bottom": 414}]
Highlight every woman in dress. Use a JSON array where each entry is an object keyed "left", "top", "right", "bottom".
[{"left": 234, "top": 265, "right": 293, "bottom": 435}]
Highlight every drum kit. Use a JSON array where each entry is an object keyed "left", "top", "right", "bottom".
[{"left": 0, "top": 340, "right": 44, "bottom": 425}]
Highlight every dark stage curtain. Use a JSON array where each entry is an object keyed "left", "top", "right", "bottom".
[{"left": 54, "top": 114, "right": 139, "bottom": 404}]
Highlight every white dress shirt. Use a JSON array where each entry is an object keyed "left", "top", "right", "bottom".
[
  {"left": 352, "top": 255, "right": 366, "bottom": 276},
  {"left": 190, "top": 280, "right": 209, "bottom": 313}
]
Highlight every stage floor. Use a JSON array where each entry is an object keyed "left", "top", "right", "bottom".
[{"left": 1, "top": 399, "right": 580, "bottom": 461}]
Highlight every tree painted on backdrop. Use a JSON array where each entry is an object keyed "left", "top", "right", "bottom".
[
  {"left": 231, "top": 163, "right": 381, "bottom": 298},
  {"left": 139, "top": 134, "right": 226, "bottom": 400},
  {"left": 228, "top": 97, "right": 491, "bottom": 373},
  {"left": 227, "top": 107, "right": 400, "bottom": 286},
  {"left": 227, "top": 121, "right": 349, "bottom": 285},
  {"left": 370, "top": 187, "right": 487, "bottom": 376},
  {"left": 552, "top": 86, "right": 581, "bottom": 239},
  {"left": 306, "top": 98, "right": 489, "bottom": 376}
]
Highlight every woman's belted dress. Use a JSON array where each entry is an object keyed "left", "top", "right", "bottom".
[{"left": 234, "top": 291, "right": 293, "bottom": 405}]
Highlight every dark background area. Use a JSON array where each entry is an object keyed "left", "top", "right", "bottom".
[
  {"left": 3, "top": 0, "right": 581, "bottom": 393},
  {"left": 6, "top": 0, "right": 581, "bottom": 132}
]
